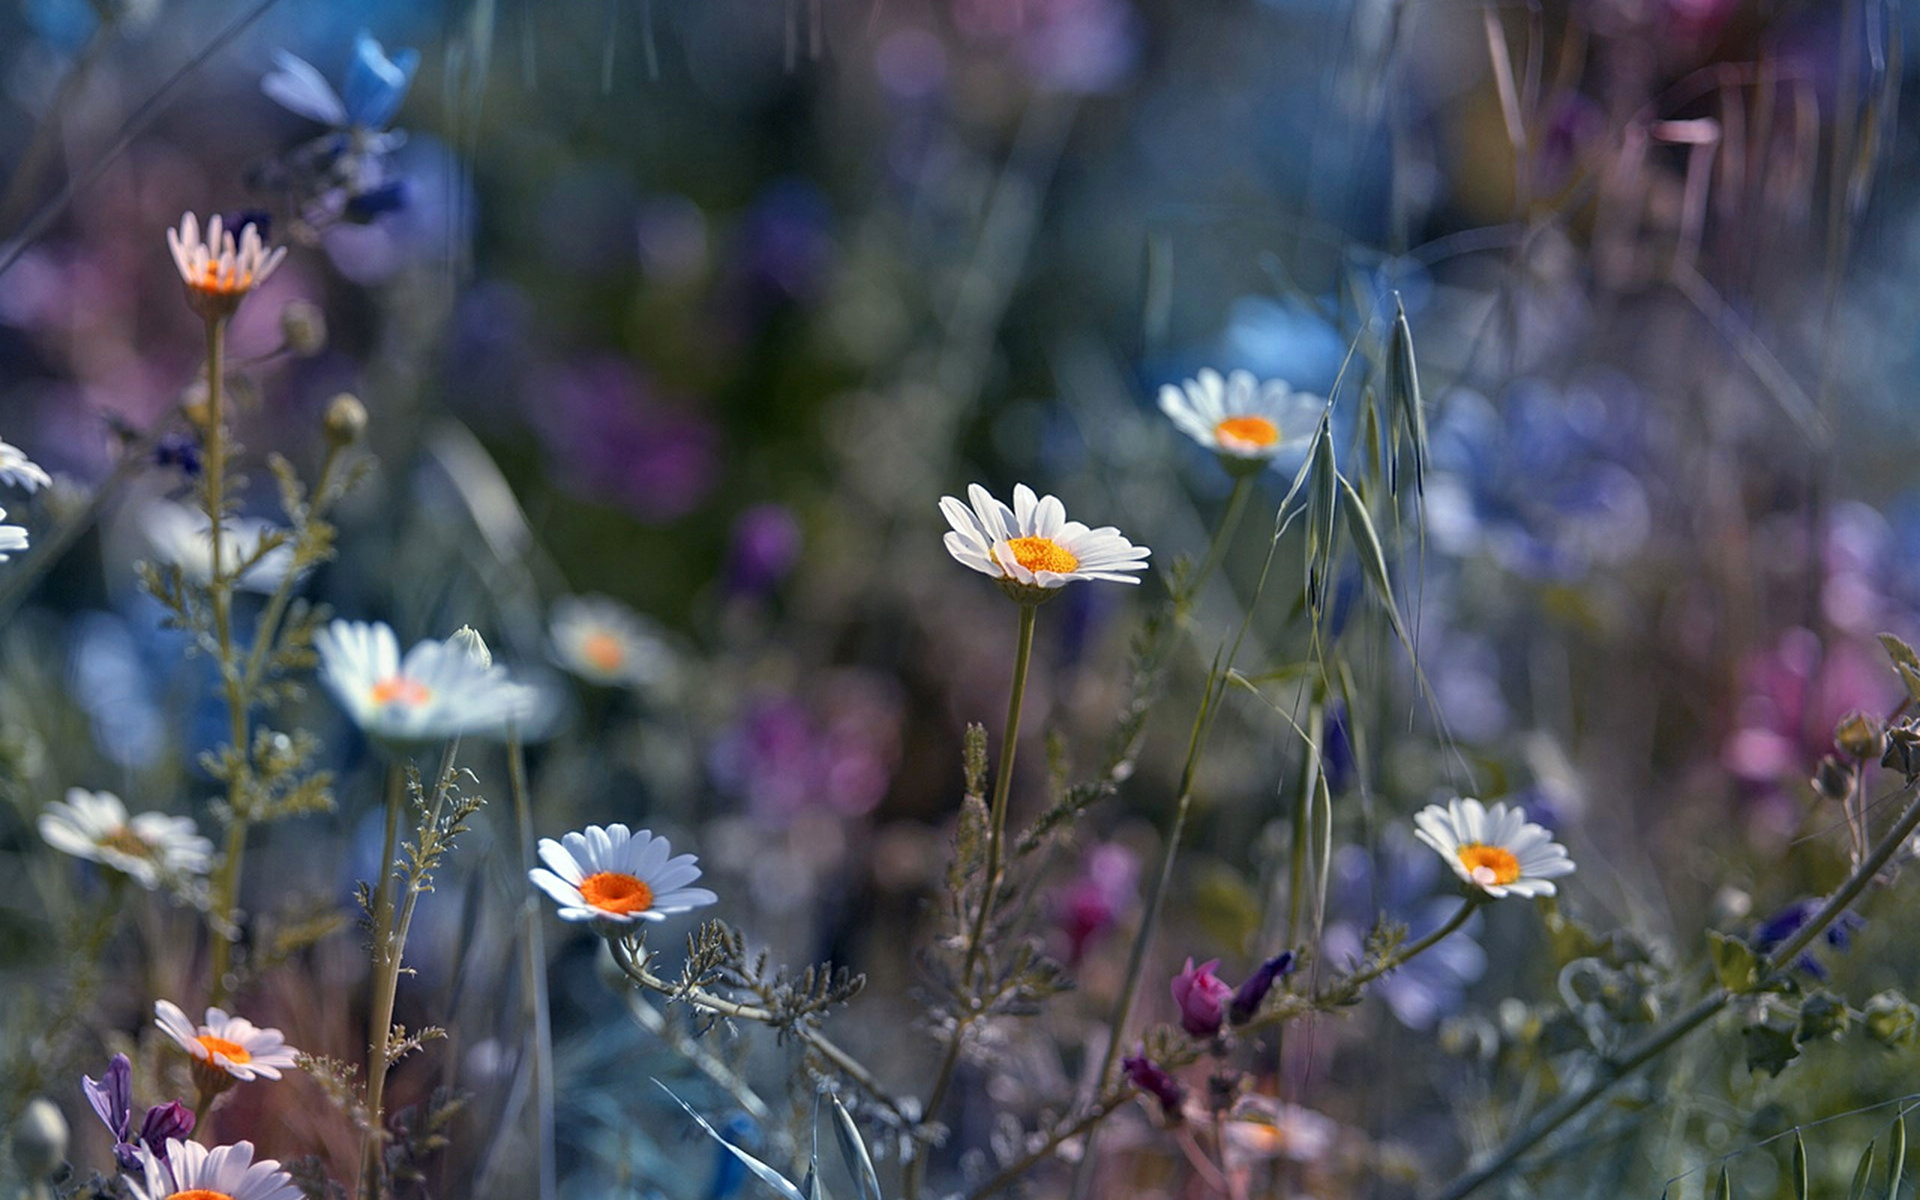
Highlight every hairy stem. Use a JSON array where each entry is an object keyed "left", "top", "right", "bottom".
[{"left": 508, "top": 733, "right": 556, "bottom": 1200}]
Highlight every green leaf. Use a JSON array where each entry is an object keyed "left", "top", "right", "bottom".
[
  {"left": 1891, "top": 1109, "right": 1907, "bottom": 1199},
  {"left": 1850, "top": 1140, "right": 1878, "bottom": 1200},
  {"left": 656, "top": 1081, "right": 807, "bottom": 1200},
  {"left": 1715, "top": 1165, "right": 1732, "bottom": 1200},
  {"left": 829, "top": 1092, "right": 883, "bottom": 1200},
  {"left": 1743, "top": 1024, "right": 1800, "bottom": 1076},
  {"left": 1793, "top": 1132, "right": 1809, "bottom": 1200},
  {"left": 1879, "top": 633, "right": 1920, "bottom": 703},
  {"left": 1709, "top": 931, "right": 1758, "bottom": 993}
]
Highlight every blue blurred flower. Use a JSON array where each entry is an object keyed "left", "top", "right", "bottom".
[
  {"left": 254, "top": 32, "right": 420, "bottom": 231},
  {"left": 263, "top": 32, "right": 419, "bottom": 132},
  {"left": 1752, "top": 898, "right": 1864, "bottom": 981}
]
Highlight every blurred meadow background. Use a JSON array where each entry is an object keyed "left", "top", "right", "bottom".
[{"left": 3, "top": 0, "right": 1920, "bottom": 1197}]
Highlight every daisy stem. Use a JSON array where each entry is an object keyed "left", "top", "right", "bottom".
[
  {"left": 912, "top": 600, "right": 1038, "bottom": 1187},
  {"left": 1324, "top": 892, "right": 1482, "bottom": 997},
  {"left": 360, "top": 740, "right": 460, "bottom": 1200},
  {"left": 1183, "top": 472, "right": 1254, "bottom": 607},
  {"left": 508, "top": 731, "right": 557, "bottom": 1200}
]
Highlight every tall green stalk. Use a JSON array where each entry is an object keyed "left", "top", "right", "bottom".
[{"left": 508, "top": 733, "right": 557, "bottom": 1200}]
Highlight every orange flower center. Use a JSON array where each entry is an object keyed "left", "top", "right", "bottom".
[
  {"left": 579, "top": 871, "right": 654, "bottom": 915},
  {"left": 196, "top": 1034, "right": 251, "bottom": 1064},
  {"left": 1002, "top": 536, "right": 1080, "bottom": 576},
  {"left": 195, "top": 263, "right": 252, "bottom": 295},
  {"left": 1457, "top": 844, "right": 1520, "bottom": 886},
  {"left": 581, "top": 632, "right": 626, "bottom": 673},
  {"left": 170, "top": 1191, "right": 237, "bottom": 1200},
  {"left": 370, "top": 675, "right": 432, "bottom": 708},
  {"left": 1215, "top": 415, "right": 1282, "bottom": 449},
  {"left": 101, "top": 826, "right": 155, "bottom": 857}
]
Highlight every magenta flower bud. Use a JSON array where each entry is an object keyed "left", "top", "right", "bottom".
[
  {"left": 1171, "top": 958, "right": 1233, "bottom": 1038},
  {"left": 1122, "top": 1049, "right": 1185, "bottom": 1120},
  {"left": 1229, "top": 951, "right": 1295, "bottom": 1025},
  {"left": 138, "top": 1101, "right": 195, "bottom": 1155}
]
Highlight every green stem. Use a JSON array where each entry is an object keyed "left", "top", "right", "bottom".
[
  {"left": 1183, "top": 472, "right": 1254, "bottom": 607},
  {"left": 360, "top": 741, "right": 459, "bottom": 1200},
  {"left": 1284, "top": 704, "right": 1325, "bottom": 950},
  {"left": 910, "top": 602, "right": 1038, "bottom": 1197},
  {"left": 1324, "top": 893, "right": 1481, "bottom": 998},
  {"left": 1434, "top": 779, "right": 1920, "bottom": 1200},
  {"left": 508, "top": 732, "right": 557, "bottom": 1200}
]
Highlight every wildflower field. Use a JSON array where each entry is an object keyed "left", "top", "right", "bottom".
[{"left": 1, "top": 1, "right": 1919, "bottom": 1198}]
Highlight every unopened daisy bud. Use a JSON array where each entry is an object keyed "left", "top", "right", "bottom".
[
  {"left": 1834, "top": 711, "right": 1883, "bottom": 760},
  {"left": 323, "top": 393, "right": 368, "bottom": 447},
  {"left": 446, "top": 625, "right": 492, "bottom": 668},
  {"left": 1229, "top": 951, "right": 1295, "bottom": 1025},
  {"left": 1812, "top": 754, "right": 1855, "bottom": 802},
  {"left": 279, "top": 299, "right": 327, "bottom": 356},
  {"left": 1121, "top": 1050, "right": 1184, "bottom": 1121},
  {"left": 12, "top": 1097, "right": 68, "bottom": 1180}
]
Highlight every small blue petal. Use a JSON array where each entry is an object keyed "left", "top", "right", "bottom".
[
  {"left": 343, "top": 31, "right": 419, "bottom": 130},
  {"left": 261, "top": 50, "right": 347, "bottom": 126}
]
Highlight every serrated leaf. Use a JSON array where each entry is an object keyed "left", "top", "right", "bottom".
[
  {"left": 656, "top": 1081, "right": 807, "bottom": 1200},
  {"left": 1793, "top": 1132, "right": 1809, "bottom": 1200},
  {"left": 1851, "top": 1141, "right": 1878, "bottom": 1200},
  {"left": 829, "top": 1093, "right": 882, "bottom": 1200}
]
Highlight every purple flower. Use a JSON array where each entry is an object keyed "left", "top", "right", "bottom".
[
  {"left": 1171, "top": 958, "right": 1233, "bottom": 1039},
  {"left": 136, "top": 1101, "right": 194, "bottom": 1163},
  {"left": 1753, "top": 899, "right": 1864, "bottom": 981},
  {"left": 1121, "top": 1049, "right": 1184, "bottom": 1120},
  {"left": 726, "top": 504, "right": 803, "bottom": 594},
  {"left": 1229, "top": 952, "right": 1295, "bottom": 1025},
  {"left": 530, "top": 357, "right": 721, "bottom": 523},
  {"left": 82, "top": 1054, "right": 132, "bottom": 1143}
]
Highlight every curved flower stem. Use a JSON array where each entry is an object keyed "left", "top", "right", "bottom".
[
  {"left": 1432, "top": 780, "right": 1920, "bottom": 1200},
  {"left": 606, "top": 937, "right": 912, "bottom": 1123},
  {"left": 508, "top": 732, "right": 557, "bottom": 1200},
  {"left": 360, "top": 740, "right": 460, "bottom": 1200},
  {"left": 908, "top": 600, "right": 1038, "bottom": 1197},
  {"left": 1182, "top": 472, "right": 1254, "bottom": 608},
  {"left": 1321, "top": 893, "right": 1482, "bottom": 1000}
]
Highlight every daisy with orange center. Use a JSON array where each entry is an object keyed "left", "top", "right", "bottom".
[
  {"left": 165, "top": 213, "right": 288, "bottom": 319},
  {"left": 529, "top": 823, "right": 716, "bottom": 930},
  {"left": 549, "top": 594, "right": 676, "bottom": 690},
  {"left": 128, "top": 1139, "right": 300, "bottom": 1200},
  {"left": 1413, "top": 798, "right": 1574, "bottom": 899},
  {"left": 314, "top": 619, "right": 540, "bottom": 747},
  {"left": 940, "top": 483, "right": 1150, "bottom": 603},
  {"left": 38, "top": 790, "right": 212, "bottom": 890},
  {"left": 153, "top": 1001, "right": 300, "bottom": 1084},
  {"left": 1159, "top": 368, "right": 1326, "bottom": 473}
]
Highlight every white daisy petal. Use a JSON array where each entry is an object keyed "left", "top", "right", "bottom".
[
  {"left": 529, "top": 824, "right": 718, "bottom": 929},
  {"left": 1411, "top": 797, "right": 1575, "bottom": 901},
  {"left": 939, "top": 483, "right": 1150, "bottom": 600}
]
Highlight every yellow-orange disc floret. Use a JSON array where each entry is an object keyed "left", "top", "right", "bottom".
[
  {"left": 169, "top": 1191, "right": 237, "bottom": 1200},
  {"left": 1003, "top": 536, "right": 1081, "bottom": 576},
  {"left": 370, "top": 676, "right": 432, "bottom": 707},
  {"left": 579, "top": 871, "right": 655, "bottom": 915},
  {"left": 1215, "top": 415, "right": 1282, "bottom": 449},
  {"left": 1456, "top": 844, "right": 1521, "bottom": 886},
  {"left": 196, "top": 1034, "right": 252, "bottom": 1065},
  {"left": 582, "top": 632, "right": 626, "bottom": 673}
]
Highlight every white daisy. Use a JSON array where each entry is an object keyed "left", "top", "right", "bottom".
[
  {"left": 37, "top": 789, "right": 212, "bottom": 889},
  {"left": 530, "top": 824, "right": 717, "bottom": 928},
  {"left": 549, "top": 594, "right": 675, "bottom": 689},
  {"left": 940, "top": 483, "right": 1150, "bottom": 602},
  {"left": 0, "top": 441, "right": 49, "bottom": 493},
  {"left": 1412, "top": 798, "right": 1575, "bottom": 899},
  {"left": 0, "top": 508, "right": 25, "bottom": 562},
  {"left": 129, "top": 1138, "right": 300, "bottom": 1200},
  {"left": 1158, "top": 368, "right": 1325, "bottom": 470},
  {"left": 314, "top": 620, "right": 541, "bottom": 746},
  {"left": 165, "top": 212, "right": 287, "bottom": 319},
  {"left": 141, "top": 500, "right": 294, "bottom": 594},
  {"left": 154, "top": 1000, "right": 300, "bottom": 1083}
]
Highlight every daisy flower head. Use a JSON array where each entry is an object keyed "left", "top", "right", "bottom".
[
  {"left": 0, "top": 507, "right": 26, "bottom": 562},
  {"left": 0, "top": 440, "right": 49, "bottom": 493},
  {"left": 166, "top": 213, "right": 287, "bottom": 320},
  {"left": 141, "top": 501, "right": 294, "bottom": 594},
  {"left": 940, "top": 483, "right": 1150, "bottom": 604},
  {"left": 530, "top": 824, "right": 717, "bottom": 933},
  {"left": 154, "top": 1001, "right": 299, "bottom": 1095},
  {"left": 549, "top": 594, "right": 676, "bottom": 690},
  {"left": 314, "top": 620, "right": 540, "bottom": 748},
  {"left": 1159, "top": 368, "right": 1325, "bottom": 473},
  {"left": 38, "top": 790, "right": 212, "bottom": 890},
  {"left": 129, "top": 1138, "right": 300, "bottom": 1200},
  {"left": 1413, "top": 797, "right": 1575, "bottom": 899}
]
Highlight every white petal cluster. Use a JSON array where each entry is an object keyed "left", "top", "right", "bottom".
[
  {"left": 37, "top": 789, "right": 212, "bottom": 889},
  {"left": 1413, "top": 797, "right": 1575, "bottom": 899},
  {"left": 154, "top": 1000, "right": 301, "bottom": 1082},
  {"left": 1159, "top": 368, "right": 1325, "bottom": 465},
  {"left": 530, "top": 824, "right": 718, "bottom": 927},
  {"left": 0, "top": 441, "right": 49, "bottom": 493},
  {"left": 940, "top": 483, "right": 1149, "bottom": 598},
  {"left": 166, "top": 212, "right": 287, "bottom": 303},
  {"left": 129, "top": 1139, "right": 300, "bottom": 1200},
  {"left": 315, "top": 620, "right": 544, "bottom": 746}
]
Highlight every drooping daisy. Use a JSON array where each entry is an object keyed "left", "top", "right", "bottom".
[
  {"left": 38, "top": 790, "right": 213, "bottom": 889},
  {"left": 141, "top": 500, "right": 295, "bottom": 594},
  {"left": 154, "top": 1001, "right": 300, "bottom": 1085},
  {"left": 1412, "top": 798, "right": 1575, "bottom": 899},
  {"left": 940, "top": 483, "right": 1150, "bottom": 602},
  {"left": 314, "top": 620, "right": 540, "bottom": 746},
  {"left": 530, "top": 824, "right": 717, "bottom": 929},
  {"left": 0, "top": 508, "right": 25, "bottom": 561},
  {"left": 166, "top": 212, "right": 288, "bottom": 320},
  {"left": 549, "top": 594, "right": 675, "bottom": 689},
  {"left": 128, "top": 1138, "right": 300, "bottom": 1200},
  {"left": 0, "top": 441, "right": 49, "bottom": 493},
  {"left": 1158, "top": 368, "right": 1325, "bottom": 471}
]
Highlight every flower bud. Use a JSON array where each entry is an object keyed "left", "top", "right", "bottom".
[
  {"left": 323, "top": 393, "right": 368, "bottom": 447},
  {"left": 1834, "top": 711, "right": 1883, "bottom": 760},
  {"left": 446, "top": 625, "right": 492, "bottom": 668},
  {"left": 1171, "top": 958, "right": 1232, "bottom": 1039},
  {"left": 279, "top": 300, "right": 327, "bottom": 356},
  {"left": 1812, "top": 754, "right": 1855, "bottom": 801},
  {"left": 1228, "top": 951, "right": 1295, "bottom": 1025},
  {"left": 1121, "top": 1050, "right": 1184, "bottom": 1121},
  {"left": 138, "top": 1100, "right": 195, "bottom": 1154},
  {"left": 12, "top": 1097, "right": 68, "bottom": 1180}
]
